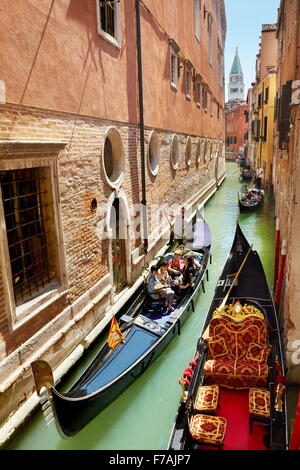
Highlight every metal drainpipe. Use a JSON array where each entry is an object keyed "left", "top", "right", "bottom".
[{"left": 135, "top": 0, "right": 148, "bottom": 254}]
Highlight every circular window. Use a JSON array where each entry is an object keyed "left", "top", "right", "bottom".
[
  {"left": 185, "top": 136, "right": 192, "bottom": 167},
  {"left": 102, "top": 127, "right": 125, "bottom": 189},
  {"left": 196, "top": 138, "right": 201, "bottom": 164},
  {"left": 170, "top": 134, "right": 180, "bottom": 169},
  {"left": 148, "top": 131, "right": 160, "bottom": 176}
]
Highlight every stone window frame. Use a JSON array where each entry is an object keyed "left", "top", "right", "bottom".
[
  {"left": 208, "top": 12, "right": 213, "bottom": 67},
  {"left": 194, "top": 0, "right": 201, "bottom": 42},
  {"left": 148, "top": 131, "right": 161, "bottom": 176},
  {"left": 102, "top": 126, "right": 125, "bottom": 189},
  {"left": 203, "top": 84, "right": 208, "bottom": 112},
  {"left": 195, "top": 74, "right": 202, "bottom": 107},
  {"left": 170, "top": 134, "right": 180, "bottom": 170},
  {"left": 0, "top": 141, "right": 68, "bottom": 330},
  {"left": 96, "top": 0, "right": 121, "bottom": 49},
  {"left": 210, "top": 94, "right": 214, "bottom": 118},
  {"left": 169, "top": 39, "right": 180, "bottom": 91},
  {"left": 218, "top": 41, "right": 224, "bottom": 88},
  {"left": 185, "top": 60, "right": 193, "bottom": 101}
]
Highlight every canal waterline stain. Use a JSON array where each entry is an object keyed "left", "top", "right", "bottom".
[{"left": 6, "top": 162, "right": 280, "bottom": 450}]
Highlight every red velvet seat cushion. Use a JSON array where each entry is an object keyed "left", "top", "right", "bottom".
[
  {"left": 194, "top": 385, "right": 219, "bottom": 412},
  {"left": 249, "top": 388, "right": 270, "bottom": 417},
  {"left": 204, "top": 359, "right": 268, "bottom": 390},
  {"left": 189, "top": 414, "right": 227, "bottom": 445}
]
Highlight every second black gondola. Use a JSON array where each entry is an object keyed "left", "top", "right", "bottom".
[
  {"left": 239, "top": 188, "right": 264, "bottom": 212},
  {"left": 168, "top": 223, "right": 288, "bottom": 451}
]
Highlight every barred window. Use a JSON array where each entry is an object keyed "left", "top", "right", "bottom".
[{"left": 0, "top": 168, "right": 57, "bottom": 306}]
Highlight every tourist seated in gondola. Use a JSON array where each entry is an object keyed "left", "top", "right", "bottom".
[
  {"left": 184, "top": 251, "right": 202, "bottom": 271},
  {"left": 147, "top": 265, "right": 175, "bottom": 312},
  {"left": 176, "top": 257, "right": 196, "bottom": 291},
  {"left": 167, "top": 249, "right": 184, "bottom": 278},
  {"left": 158, "top": 262, "right": 173, "bottom": 285},
  {"left": 243, "top": 189, "right": 256, "bottom": 201}
]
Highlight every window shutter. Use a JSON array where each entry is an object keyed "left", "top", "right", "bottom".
[
  {"left": 274, "top": 92, "right": 279, "bottom": 122},
  {"left": 256, "top": 119, "right": 261, "bottom": 141},
  {"left": 279, "top": 80, "right": 292, "bottom": 149},
  {"left": 263, "top": 116, "right": 268, "bottom": 141},
  {"left": 265, "top": 87, "right": 269, "bottom": 104}
]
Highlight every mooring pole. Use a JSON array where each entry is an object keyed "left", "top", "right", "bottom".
[
  {"left": 275, "top": 239, "right": 287, "bottom": 310},
  {"left": 274, "top": 218, "right": 280, "bottom": 290}
]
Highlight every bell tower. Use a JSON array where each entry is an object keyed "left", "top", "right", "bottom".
[{"left": 228, "top": 47, "right": 244, "bottom": 102}]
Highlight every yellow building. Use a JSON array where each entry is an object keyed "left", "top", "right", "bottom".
[
  {"left": 247, "top": 24, "right": 277, "bottom": 185},
  {"left": 256, "top": 70, "right": 277, "bottom": 186}
]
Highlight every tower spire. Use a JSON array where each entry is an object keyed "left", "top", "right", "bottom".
[{"left": 228, "top": 47, "right": 244, "bottom": 102}]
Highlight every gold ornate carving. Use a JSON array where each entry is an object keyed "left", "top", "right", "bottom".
[{"left": 213, "top": 301, "right": 265, "bottom": 322}]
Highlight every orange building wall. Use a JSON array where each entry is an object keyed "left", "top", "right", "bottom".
[
  {"left": 142, "top": 0, "right": 225, "bottom": 137},
  {"left": 259, "top": 29, "right": 278, "bottom": 82},
  {"left": 0, "top": 0, "right": 224, "bottom": 139},
  {"left": 0, "top": 0, "right": 138, "bottom": 123},
  {"left": 225, "top": 105, "right": 248, "bottom": 153}
]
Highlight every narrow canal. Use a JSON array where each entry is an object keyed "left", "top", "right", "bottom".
[{"left": 6, "top": 161, "right": 278, "bottom": 450}]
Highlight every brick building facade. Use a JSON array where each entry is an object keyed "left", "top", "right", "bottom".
[
  {"left": 272, "top": 0, "right": 300, "bottom": 384},
  {"left": 225, "top": 102, "right": 248, "bottom": 154},
  {"left": 247, "top": 24, "right": 278, "bottom": 184},
  {"left": 0, "top": 0, "right": 226, "bottom": 440}
]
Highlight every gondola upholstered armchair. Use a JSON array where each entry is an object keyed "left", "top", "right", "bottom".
[{"left": 203, "top": 302, "right": 272, "bottom": 390}]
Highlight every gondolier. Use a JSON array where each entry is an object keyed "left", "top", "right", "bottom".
[{"left": 255, "top": 167, "right": 264, "bottom": 189}]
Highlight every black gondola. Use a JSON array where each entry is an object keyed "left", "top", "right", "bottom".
[
  {"left": 239, "top": 188, "right": 264, "bottom": 212},
  {"left": 240, "top": 168, "right": 252, "bottom": 181},
  {"left": 168, "top": 224, "right": 288, "bottom": 451},
  {"left": 31, "top": 209, "right": 211, "bottom": 438}
]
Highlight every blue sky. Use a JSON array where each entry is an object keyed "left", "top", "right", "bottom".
[{"left": 224, "top": 0, "right": 280, "bottom": 101}]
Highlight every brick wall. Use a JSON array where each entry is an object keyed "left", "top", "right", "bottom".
[
  {"left": 0, "top": 102, "right": 223, "bottom": 355},
  {"left": 0, "top": 102, "right": 225, "bottom": 429}
]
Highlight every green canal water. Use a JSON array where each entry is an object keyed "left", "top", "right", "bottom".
[{"left": 6, "top": 162, "right": 281, "bottom": 450}]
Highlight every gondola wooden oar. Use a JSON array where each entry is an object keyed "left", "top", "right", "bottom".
[{"left": 216, "top": 244, "right": 253, "bottom": 314}]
